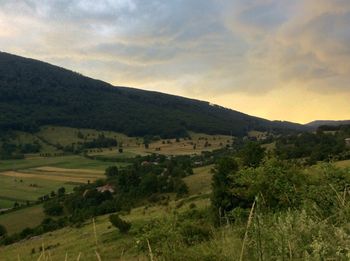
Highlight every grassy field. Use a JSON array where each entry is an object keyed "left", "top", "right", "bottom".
[
  {"left": 88, "top": 132, "right": 233, "bottom": 157},
  {"left": 0, "top": 126, "right": 230, "bottom": 260},
  {"left": 37, "top": 126, "right": 136, "bottom": 148},
  {"left": 88, "top": 150, "right": 140, "bottom": 159},
  {"left": 0, "top": 205, "right": 45, "bottom": 234},
  {"left": 334, "top": 159, "right": 350, "bottom": 168},
  {"left": 0, "top": 155, "right": 127, "bottom": 172},
  {"left": 0, "top": 194, "right": 210, "bottom": 260},
  {"left": 36, "top": 126, "right": 233, "bottom": 156},
  {"left": 0, "top": 163, "right": 213, "bottom": 243},
  {"left": 184, "top": 165, "right": 213, "bottom": 195},
  {"left": 0, "top": 162, "right": 104, "bottom": 232},
  {"left": 0, "top": 154, "right": 128, "bottom": 210},
  {"left": 0, "top": 174, "right": 77, "bottom": 208},
  {"left": 12, "top": 131, "right": 60, "bottom": 154}
]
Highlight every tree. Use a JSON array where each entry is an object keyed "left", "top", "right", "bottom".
[
  {"left": 105, "top": 166, "right": 119, "bottom": 178},
  {"left": 240, "top": 142, "right": 265, "bottom": 168},
  {"left": 140, "top": 173, "right": 158, "bottom": 195},
  {"left": 57, "top": 187, "right": 66, "bottom": 197},
  {"left": 211, "top": 157, "right": 239, "bottom": 226},
  {"left": 232, "top": 159, "right": 306, "bottom": 210},
  {"left": 175, "top": 179, "right": 189, "bottom": 197},
  {"left": 109, "top": 214, "right": 131, "bottom": 234},
  {"left": 50, "top": 190, "right": 56, "bottom": 198},
  {"left": 0, "top": 224, "right": 7, "bottom": 238},
  {"left": 43, "top": 200, "right": 64, "bottom": 216}
]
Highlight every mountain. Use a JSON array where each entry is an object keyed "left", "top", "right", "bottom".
[
  {"left": 306, "top": 120, "right": 350, "bottom": 129},
  {"left": 0, "top": 51, "right": 306, "bottom": 137}
]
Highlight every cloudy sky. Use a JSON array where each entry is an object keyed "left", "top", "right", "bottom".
[{"left": 1, "top": 0, "right": 349, "bottom": 123}]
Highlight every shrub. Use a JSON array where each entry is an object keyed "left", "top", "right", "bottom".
[
  {"left": 0, "top": 224, "right": 7, "bottom": 237},
  {"left": 109, "top": 214, "right": 131, "bottom": 234},
  {"left": 180, "top": 222, "right": 212, "bottom": 246},
  {"left": 105, "top": 166, "right": 119, "bottom": 178},
  {"left": 43, "top": 200, "right": 64, "bottom": 216},
  {"left": 189, "top": 203, "right": 196, "bottom": 209}
]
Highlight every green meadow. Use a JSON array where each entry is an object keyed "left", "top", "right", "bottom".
[{"left": 0, "top": 205, "right": 45, "bottom": 234}]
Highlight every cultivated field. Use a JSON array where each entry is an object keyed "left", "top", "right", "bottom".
[
  {"left": 0, "top": 155, "right": 128, "bottom": 210},
  {"left": 0, "top": 174, "right": 77, "bottom": 209},
  {"left": 0, "top": 155, "right": 127, "bottom": 173}
]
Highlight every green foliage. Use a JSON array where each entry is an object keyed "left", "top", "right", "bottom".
[
  {"left": 0, "top": 224, "right": 7, "bottom": 237},
  {"left": 276, "top": 131, "right": 349, "bottom": 162},
  {"left": 81, "top": 134, "right": 117, "bottom": 149},
  {"left": 139, "top": 173, "right": 158, "bottom": 195},
  {"left": 43, "top": 200, "right": 64, "bottom": 216},
  {"left": 19, "top": 142, "right": 41, "bottom": 154},
  {"left": 57, "top": 187, "right": 66, "bottom": 197},
  {"left": 233, "top": 159, "right": 306, "bottom": 210},
  {"left": 180, "top": 221, "right": 212, "bottom": 246},
  {"left": 240, "top": 207, "right": 350, "bottom": 260},
  {"left": 1, "top": 217, "right": 67, "bottom": 245},
  {"left": 0, "top": 141, "right": 24, "bottom": 160},
  {"left": 105, "top": 166, "right": 119, "bottom": 178},
  {"left": 135, "top": 209, "right": 212, "bottom": 256},
  {"left": 211, "top": 157, "right": 307, "bottom": 225},
  {"left": 174, "top": 179, "right": 189, "bottom": 197},
  {"left": 109, "top": 214, "right": 131, "bottom": 234},
  {"left": 303, "top": 164, "right": 350, "bottom": 219},
  {"left": 211, "top": 157, "right": 239, "bottom": 225},
  {"left": 240, "top": 141, "right": 266, "bottom": 167}
]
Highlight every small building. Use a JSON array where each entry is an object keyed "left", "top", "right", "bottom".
[
  {"left": 345, "top": 138, "right": 350, "bottom": 147},
  {"left": 141, "top": 161, "right": 151, "bottom": 166},
  {"left": 96, "top": 184, "right": 115, "bottom": 194}
]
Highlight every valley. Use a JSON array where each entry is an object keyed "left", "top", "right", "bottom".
[{"left": 0, "top": 52, "right": 350, "bottom": 260}]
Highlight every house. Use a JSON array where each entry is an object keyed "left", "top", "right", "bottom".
[
  {"left": 96, "top": 184, "right": 115, "bottom": 193},
  {"left": 141, "top": 161, "right": 151, "bottom": 166},
  {"left": 345, "top": 138, "right": 350, "bottom": 147}
]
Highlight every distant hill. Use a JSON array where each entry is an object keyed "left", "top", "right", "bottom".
[
  {"left": 306, "top": 120, "right": 350, "bottom": 129},
  {"left": 0, "top": 52, "right": 306, "bottom": 137}
]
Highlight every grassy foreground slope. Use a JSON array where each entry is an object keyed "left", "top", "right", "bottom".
[
  {"left": 0, "top": 166, "right": 213, "bottom": 260},
  {"left": 2, "top": 157, "right": 350, "bottom": 260}
]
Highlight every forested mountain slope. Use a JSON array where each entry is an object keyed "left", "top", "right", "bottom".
[{"left": 0, "top": 52, "right": 306, "bottom": 137}]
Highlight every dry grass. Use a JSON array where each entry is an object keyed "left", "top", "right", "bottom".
[
  {"left": 35, "top": 167, "right": 103, "bottom": 175},
  {"left": 1, "top": 170, "right": 98, "bottom": 183},
  {"left": 334, "top": 159, "right": 350, "bottom": 168},
  {"left": 183, "top": 165, "right": 213, "bottom": 195}
]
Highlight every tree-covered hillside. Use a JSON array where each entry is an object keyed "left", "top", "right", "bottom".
[{"left": 0, "top": 52, "right": 305, "bottom": 137}]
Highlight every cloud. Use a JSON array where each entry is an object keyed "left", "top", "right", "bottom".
[{"left": 0, "top": 0, "right": 349, "bottom": 122}]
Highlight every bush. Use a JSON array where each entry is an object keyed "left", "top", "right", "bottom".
[
  {"left": 109, "top": 214, "right": 131, "bottom": 234},
  {"left": 105, "top": 166, "right": 119, "bottom": 178},
  {"left": 0, "top": 224, "right": 7, "bottom": 237},
  {"left": 43, "top": 200, "right": 64, "bottom": 216},
  {"left": 189, "top": 203, "right": 196, "bottom": 209},
  {"left": 180, "top": 222, "right": 212, "bottom": 246}
]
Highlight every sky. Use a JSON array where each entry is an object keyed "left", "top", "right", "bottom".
[{"left": 0, "top": 0, "right": 350, "bottom": 123}]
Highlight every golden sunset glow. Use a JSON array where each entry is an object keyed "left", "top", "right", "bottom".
[{"left": 1, "top": 0, "right": 349, "bottom": 123}]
